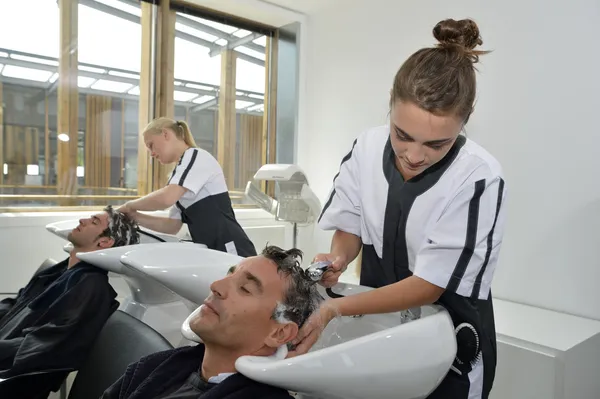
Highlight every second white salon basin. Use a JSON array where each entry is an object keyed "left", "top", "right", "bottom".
[{"left": 119, "top": 244, "right": 243, "bottom": 304}]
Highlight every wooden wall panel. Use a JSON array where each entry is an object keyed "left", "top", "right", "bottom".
[
  {"left": 84, "top": 95, "right": 112, "bottom": 188},
  {"left": 239, "top": 114, "right": 263, "bottom": 190}
]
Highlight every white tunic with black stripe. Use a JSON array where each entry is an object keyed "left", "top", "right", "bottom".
[
  {"left": 167, "top": 147, "right": 257, "bottom": 257},
  {"left": 319, "top": 125, "right": 507, "bottom": 399}
]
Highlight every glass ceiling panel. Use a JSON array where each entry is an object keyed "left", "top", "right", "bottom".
[
  {"left": 78, "top": 76, "right": 97, "bottom": 88},
  {"left": 235, "top": 46, "right": 265, "bottom": 62},
  {"left": 232, "top": 29, "right": 252, "bottom": 38},
  {"left": 12, "top": 54, "right": 58, "bottom": 66},
  {"left": 2, "top": 65, "right": 52, "bottom": 82},
  {"left": 90, "top": 79, "right": 133, "bottom": 93},
  {"left": 253, "top": 36, "right": 267, "bottom": 47}
]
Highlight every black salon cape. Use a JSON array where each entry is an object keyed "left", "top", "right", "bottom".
[
  {"left": 101, "top": 344, "right": 292, "bottom": 399},
  {"left": 0, "top": 258, "right": 118, "bottom": 398}
]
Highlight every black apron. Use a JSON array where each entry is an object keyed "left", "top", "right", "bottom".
[
  {"left": 175, "top": 192, "right": 257, "bottom": 258},
  {"left": 358, "top": 136, "right": 497, "bottom": 399}
]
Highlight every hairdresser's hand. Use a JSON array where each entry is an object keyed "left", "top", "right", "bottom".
[
  {"left": 117, "top": 202, "right": 135, "bottom": 216},
  {"left": 312, "top": 253, "right": 348, "bottom": 288},
  {"left": 124, "top": 209, "right": 140, "bottom": 221},
  {"left": 287, "top": 301, "right": 338, "bottom": 358}
]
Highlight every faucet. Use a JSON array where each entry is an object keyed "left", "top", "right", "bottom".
[{"left": 305, "top": 260, "right": 332, "bottom": 281}]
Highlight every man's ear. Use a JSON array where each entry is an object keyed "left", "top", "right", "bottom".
[
  {"left": 97, "top": 236, "right": 115, "bottom": 249},
  {"left": 264, "top": 322, "right": 299, "bottom": 349}
]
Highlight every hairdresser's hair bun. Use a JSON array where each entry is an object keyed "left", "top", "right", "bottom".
[{"left": 433, "top": 18, "right": 483, "bottom": 51}]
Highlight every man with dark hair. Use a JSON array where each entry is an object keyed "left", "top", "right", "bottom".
[
  {"left": 101, "top": 245, "right": 323, "bottom": 399},
  {"left": 0, "top": 205, "right": 140, "bottom": 398}
]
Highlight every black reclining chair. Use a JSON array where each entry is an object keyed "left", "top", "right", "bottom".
[
  {"left": 67, "top": 309, "right": 173, "bottom": 399},
  {"left": 0, "top": 258, "right": 71, "bottom": 399}
]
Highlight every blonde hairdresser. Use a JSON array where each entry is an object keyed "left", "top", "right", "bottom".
[{"left": 118, "top": 117, "right": 257, "bottom": 256}]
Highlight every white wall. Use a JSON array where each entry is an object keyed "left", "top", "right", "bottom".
[{"left": 296, "top": 0, "right": 600, "bottom": 321}]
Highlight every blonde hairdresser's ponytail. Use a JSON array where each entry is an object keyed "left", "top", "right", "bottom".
[
  {"left": 176, "top": 120, "right": 197, "bottom": 148},
  {"left": 142, "top": 117, "right": 197, "bottom": 148}
]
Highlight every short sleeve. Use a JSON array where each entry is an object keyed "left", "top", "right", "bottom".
[
  {"left": 317, "top": 138, "right": 362, "bottom": 237},
  {"left": 168, "top": 204, "right": 182, "bottom": 220},
  {"left": 413, "top": 175, "right": 507, "bottom": 300},
  {"left": 167, "top": 148, "right": 216, "bottom": 195}
]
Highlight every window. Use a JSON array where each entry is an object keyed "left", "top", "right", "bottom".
[
  {"left": 172, "top": 9, "right": 273, "bottom": 205},
  {"left": 0, "top": 0, "right": 141, "bottom": 208},
  {"left": 0, "top": 0, "right": 289, "bottom": 210}
]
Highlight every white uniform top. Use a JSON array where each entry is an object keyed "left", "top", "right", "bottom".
[
  {"left": 165, "top": 147, "right": 256, "bottom": 257},
  {"left": 318, "top": 125, "right": 508, "bottom": 398},
  {"left": 167, "top": 147, "right": 229, "bottom": 220}
]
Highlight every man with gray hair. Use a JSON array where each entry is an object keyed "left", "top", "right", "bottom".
[
  {"left": 0, "top": 205, "right": 140, "bottom": 398},
  {"left": 101, "top": 245, "right": 323, "bottom": 399}
]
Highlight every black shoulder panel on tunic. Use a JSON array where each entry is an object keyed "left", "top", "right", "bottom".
[{"left": 318, "top": 138, "right": 358, "bottom": 224}]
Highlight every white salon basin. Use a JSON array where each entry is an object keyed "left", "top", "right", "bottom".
[
  {"left": 178, "top": 283, "right": 457, "bottom": 399},
  {"left": 235, "top": 283, "right": 456, "bottom": 399},
  {"left": 46, "top": 220, "right": 78, "bottom": 239},
  {"left": 119, "top": 245, "right": 243, "bottom": 305},
  {"left": 45, "top": 219, "right": 183, "bottom": 243},
  {"left": 76, "top": 242, "right": 209, "bottom": 346}
]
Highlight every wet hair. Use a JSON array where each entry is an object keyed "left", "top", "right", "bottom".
[
  {"left": 143, "top": 117, "right": 197, "bottom": 148},
  {"left": 390, "top": 18, "right": 489, "bottom": 123},
  {"left": 260, "top": 245, "right": 323, "bottom": 329},
  {"left": 99, "top": 205, "right": 141, "bottom": 247}
]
